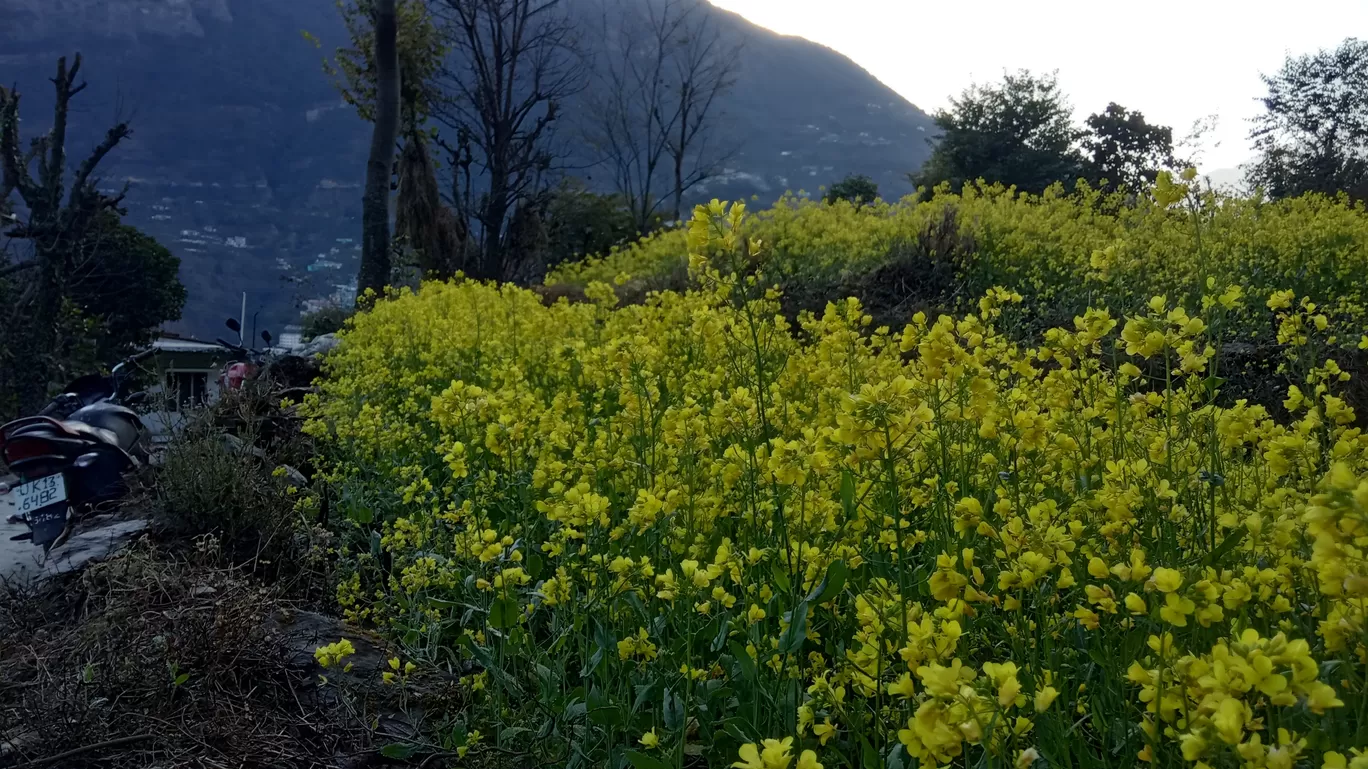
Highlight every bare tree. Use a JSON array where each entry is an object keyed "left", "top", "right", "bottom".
[
  {"left": 358, "top": 0, "right": 402, "bottom": 303},
  {"left": 587, "top": 0, "right": 741, "bottom": 228},
  {"left": 0, "top": 55, "right": 133, "bottom": 413},
  {"left": 431, "top": 0, "right": 585, "bottom": 281},
  {"left": 659, "top": 0, "right": 740, "bottom": 222}
]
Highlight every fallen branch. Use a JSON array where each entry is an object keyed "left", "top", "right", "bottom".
[{"left": 9, "top": 733, "right": 155, "bottom": 768}]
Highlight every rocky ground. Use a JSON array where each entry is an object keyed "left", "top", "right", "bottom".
[{"left": 1, "top": 479, "right": 150, "bottom": 586}]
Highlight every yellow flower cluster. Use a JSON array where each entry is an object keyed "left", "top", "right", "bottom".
[
  {"left": 549, "top": 182, "right": 1368, "bottom": 347},
  {"left": 306, "top": 201, "right": 1368, "bottom": 768},
  {"left": 313, "top": 638, "right": 355, "bottom": 671}
]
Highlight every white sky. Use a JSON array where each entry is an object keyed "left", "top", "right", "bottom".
[{"left": 710, "top": 0, "right": 1368, "bottom": 171}]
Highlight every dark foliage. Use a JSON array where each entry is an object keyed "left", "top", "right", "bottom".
[
  {"left": 1083, "top": 103, "right": 1176, "bottom": 192},
  {"left": 913, "top": 70, "right": 1085, "bottom": 195},
  {"left": 1248, "top": 37, "right": 1368, "bottom": 201},
  {"left": 824, "top": 173, "right": 880, "bottom": 206}
]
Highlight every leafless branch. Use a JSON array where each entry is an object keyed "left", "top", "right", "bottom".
[{"left": 430, "top": 0, "right": 586, "bottom": 279}]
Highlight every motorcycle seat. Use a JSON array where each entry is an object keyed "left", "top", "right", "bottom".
[
  {"left": 9, "top": 419, "right": 119, "bottom": 447},
  {"left": 60, "top": 421, "right": 121, "bottom": 447}
]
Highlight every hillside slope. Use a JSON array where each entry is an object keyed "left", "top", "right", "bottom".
[{"left": 0, "top": 0, "right": 934, "bottom": 337}]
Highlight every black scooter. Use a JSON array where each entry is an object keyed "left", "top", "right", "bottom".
[{"left": 0, "top": 350, "right": 153, "bottom": 552}]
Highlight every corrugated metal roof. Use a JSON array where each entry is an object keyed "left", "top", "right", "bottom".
[{"left": 152, "top": 338, "right": 230, "bottom": 354}]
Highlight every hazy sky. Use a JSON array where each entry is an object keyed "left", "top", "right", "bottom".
[{"left": 710, "top": 0, "right": 1368, "bottom": 171}]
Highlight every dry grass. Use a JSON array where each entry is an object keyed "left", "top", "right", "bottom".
[{"left": 0, "top": 543, "right": 375, "bottom": 768}]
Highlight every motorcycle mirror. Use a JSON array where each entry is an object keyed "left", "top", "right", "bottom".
[
  {"left": 74, "top": 452, "right": 101, "bottom": 470},
  {"left": 261, "top": 330, "right": 273, "bottom": 346},
  {"left": 226, "top": 318, "right": 242, "bottom": 334}
]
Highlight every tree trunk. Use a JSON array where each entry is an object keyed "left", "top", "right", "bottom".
[
  {"left": 671, "top": 154, "right": 684, "bottom": 224},
  {"left": 671, "top": 90, "right": 689, "bottom": 223},
  {"left": 357, "top": 0, "right": 401, "bottom": 306}
]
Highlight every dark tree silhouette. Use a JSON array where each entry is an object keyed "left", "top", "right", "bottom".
[
  {"left": 1247, "top": 37, "right": 1368, "bottom": 200},
  {"left": 1083, "top": 103, "right": 1176, "bottom": 192}
]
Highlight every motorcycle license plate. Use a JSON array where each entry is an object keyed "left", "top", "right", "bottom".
[
  {"left": 13, "top": 474, "right": 67, "bottom": 515},
  {"left": 14, "top": 474, "right": 69, "bottom": 546}
]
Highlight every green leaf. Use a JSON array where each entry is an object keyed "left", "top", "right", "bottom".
[
  {"left": 526, "top": 552, "right": 545, "bottom": 580},
  {"left": 173, "top": 673, "right": 190, "bottom": 686},
  {"left": 581, "top": 644, "right": 606, "bottom": 679},
  {"left": 1202, "top": 526, "right": 1247, "bottom": 567},
  {"left": 729, "top": 640, "right": 757, "bottom": 682},
  {"left": 588, "top": 688, "right": 624, "bottom": 726},
  {"left": 632, "top": 682, "right": 659, "bottom": 714},
  {"left": 347, "top": 504, "right": 373, "bottom": 525},
  {"left": 500, "top": 726, "right": 534, "bottom": 742},
  {"left": 624, "top": 591, "right": 649, "bottom": 622},
  {"left": 711, "top": 613, "right": 731, "bottom": 652},
  {"left": 625, "top": 751, "right": 672, "bottom": 769},
  {"left": 841, "top": 469, "right": 856, "bottom": 514},
  {"left": 694, "top": 616, "right": 720, "bottom": 653},
  {"left": 723, "top": 716, "right": 757, "bottom": 745},
  {"left": 458, "top": 636, "right": 520, "bottom": 695},
  {"left": 886, "top": 744, "right": 907, "bottom": 769},
  {"left": 770, "top": 560, "right": 792, "bottom": 594},
  {"left": 779, "top": 599, "right": 809, "bottom": 655},
  {"left": 807, "top": 559, "right": 849, "bottom": 604},
  {"left": 380, "top": 742, "right": 421, "bottom": 759},
  {"left": 662, "top": 687, "right": 685, "bottom": 730},
  {"left": 488, "top": 596, "right": 519, "bottom": 629},
  {"left": 861, "top": 738, "right": 881, "bottom": 769}
]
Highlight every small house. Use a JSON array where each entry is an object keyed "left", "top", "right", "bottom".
[{"left": 140, "top": 334, "right": 238, "bottom": 442}]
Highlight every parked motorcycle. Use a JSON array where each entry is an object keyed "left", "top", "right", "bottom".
[
  {"left": 0, "top": 350, "right": 153, "bottom": 553},
  {"left": 217, "top": 318, "right": 274, "bottom": 393}
]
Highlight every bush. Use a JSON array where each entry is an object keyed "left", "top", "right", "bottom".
[
  {"left": 148, "top": 383, "right": 318, "bottom": 573},
  {"left": 306, "top": 204, "right": 1368, "bottom": 768},
  {"left": 301, "top": 303, "right": 355, "bottom": 341},
  {"left": 824, "top": 174, "right": 880, "bottom": 206}
]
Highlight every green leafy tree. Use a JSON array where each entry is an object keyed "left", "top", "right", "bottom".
[
  {"left": 824, "top": 174, "right": 880, "bottom": 206},
  {"left": 1083, "top": 103, "right": 1176, "bottom": 192},
  {"left": 308, "top": 0, "right": 448, "bottom": 125},
  {"left": 68, "top": 211, "right": 187, "bottom": 362},
  {"left": 543, "top": 179, "right": 639, "bottom": 269},
  {"left": 309, "top": 0, "right": 450, "bottom": 299},
  {"left": 1248, "top": 37, "right": 1368, "bottom": 200},
  {"left": 913, "top": 70, "right": 1085, "bottom": 195}
]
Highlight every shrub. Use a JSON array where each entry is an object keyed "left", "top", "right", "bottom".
[
  {"left": 148, "top": 384, "right": 317, "bottom": 572},
  {"left": 301, "top": 303, "right": 355, "bottom": 341}
]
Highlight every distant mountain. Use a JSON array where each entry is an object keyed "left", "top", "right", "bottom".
[{"left": 0, "top": 0, "right": 934, "bottom": 338}]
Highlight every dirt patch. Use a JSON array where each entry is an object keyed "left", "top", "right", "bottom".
[{"left": 0, "top": 541, "right": 461, "bottom": 768}]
